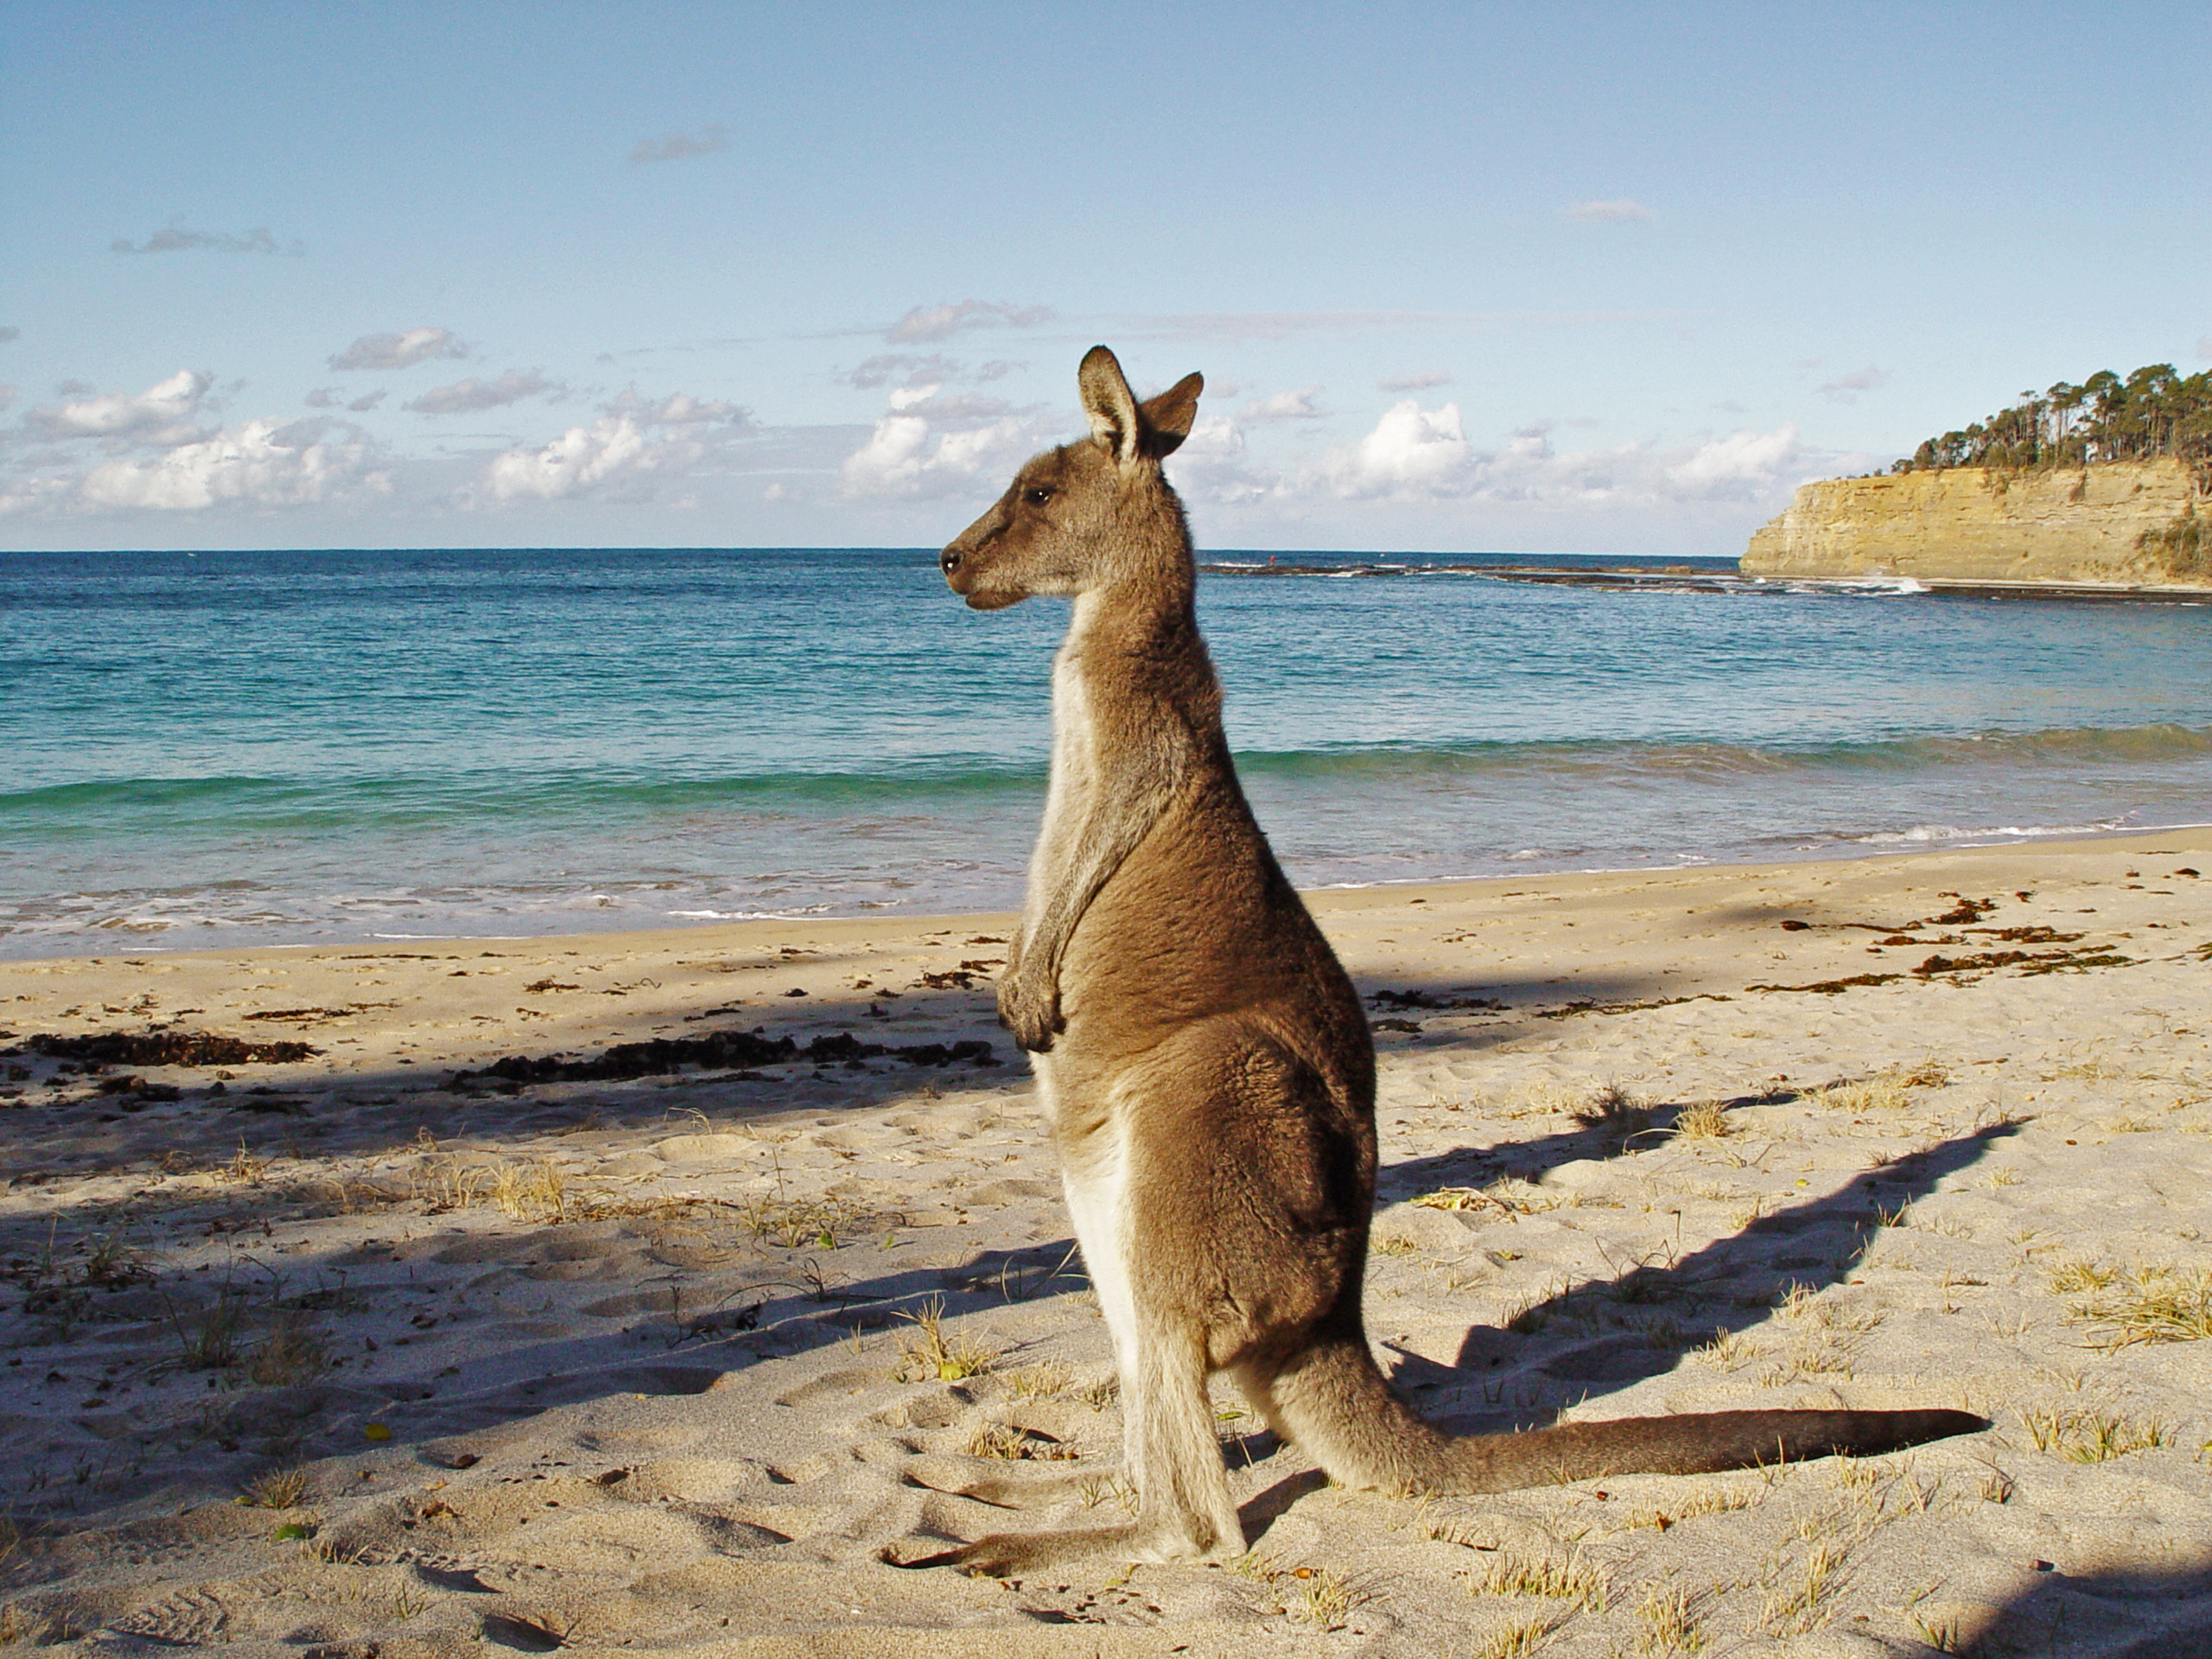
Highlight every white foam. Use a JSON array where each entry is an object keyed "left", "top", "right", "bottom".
[
  {"left": 666, "top": 906, "right": 833, "bottom": 920},
  {"left": 1854, "top": 818, "right": 2127, "bottom": 846}
]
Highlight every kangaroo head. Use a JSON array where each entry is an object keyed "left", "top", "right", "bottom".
[{"left": 941, "top": 345, "right": 1203, "bottom": 609}]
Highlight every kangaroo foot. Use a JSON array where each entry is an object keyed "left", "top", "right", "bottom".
[
  {"left": 889, "top": 1523, "right": 1139, "bottom": 1577},
  {"left": 904, "top": 1456, "right": 1105, "bottom": 1510}
]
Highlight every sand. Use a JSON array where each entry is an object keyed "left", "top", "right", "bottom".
[{"left": 2, "top": 830, "right": 2209, "bottom": 1656}]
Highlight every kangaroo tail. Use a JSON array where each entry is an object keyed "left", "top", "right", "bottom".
[
  {"left": 1266, "top": 1331, "right": 1987, "bottom": 1496},
  {"left": 1436, "top": 1406, "right": 1990, "bottom": 1493}
]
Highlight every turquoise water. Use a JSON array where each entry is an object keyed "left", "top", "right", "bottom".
[{"left": 4, "top": 546, "right": 2210, "bottom": 959}]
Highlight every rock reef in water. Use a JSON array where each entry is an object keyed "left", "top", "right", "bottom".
[{"left": 1741, "top": 458, "right": 2210, "bottom": 588}]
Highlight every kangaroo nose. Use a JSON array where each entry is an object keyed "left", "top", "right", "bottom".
[{"left": 940, "top": 549, "right": 963, "bottom": 575}]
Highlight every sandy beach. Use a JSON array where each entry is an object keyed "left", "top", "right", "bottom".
[{"left": 3, "top": 829, "right": 2209, "bottom": 1656}]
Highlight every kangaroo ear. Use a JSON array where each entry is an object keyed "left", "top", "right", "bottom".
[
  {"left": 1079, "top": 345, "right": 1144, "bottom": 466},
  {"left": 1139, "top": 373, "right": 1204, "bottom": 458}
]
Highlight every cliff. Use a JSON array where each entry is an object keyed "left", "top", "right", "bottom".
[{"left": 1741, "top": 458, "right": 2210, "bottom": 588}]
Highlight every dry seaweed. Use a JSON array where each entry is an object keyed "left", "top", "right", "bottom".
[
  {"left": 10, "top": 1031, "right": 320, "bottom": 1067},
  {"left": 456, "top": 1026, "right": 997, "bottom": 1085}
]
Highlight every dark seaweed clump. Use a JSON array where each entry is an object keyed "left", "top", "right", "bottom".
[
  {"left": 458, "top": 1026, "right": 997, "bottom": 1085},
  {"left": 7, "top": 1031, "right": 321, "bottom": 1067}
]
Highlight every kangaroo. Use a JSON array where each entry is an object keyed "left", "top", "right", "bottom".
[{"left": 928, "top": 345, "right": 1984, "bottom": 1574}]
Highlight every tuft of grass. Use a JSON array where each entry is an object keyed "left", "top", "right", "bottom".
[
  {"left": 1570, "top": 1082, "right": 1652, "bottom": 1143},
  {"left": 1672, "top": 1100, "right": 1733, "bottom": 1141},
  {"left": 2019, "top": 1405, "right": 2172, "bottom": 1462},
  {"left": 964, "top": 1422, "right": 1078, "bottom": 1461},
  {"left": 1521, "top": 1080, "right": 1592, "bottom": 1117},
  {"left": 1760, "top": 1541, "right": 1847, "bottom": 1637},
  {"left": 1615, "top": 1487, "right": 1754, "bottom": 1532},
  {"left": 171, "top": 1288, "right": 251, "bottom": 1371},
  {"left": 2066, "top": 1263, "right": 2212, "bottom": 1346},
  {"left": 5, "top": 1226, "right": 156, "bottom": 1322},
  {"left": 1775, "top": 1283, "right": 1882, "bottom": 1334},
  {"left": 2047, "top": 1257, "right": 2118, "bottom": 1294},
  {"left": 1910, "top": 1610, "right": 1970, "bottom": 1653},
  {"left": 1805, "top": 1077, "right": 1909, "bottom": 1114},
  {"left": 492, "top": 1157, "right": 570, "bottom": 1224},
  {"left": 1466, "top": 1550, "right": 1607, "bottom": 1611},
  {"left": 240, "top": 1466, "right": 311, "bottom": 1509},
  {"left": 739, "top": 1193, "right": 858, "bottom": 1250},
  {"left": 1006, "top": 1362, "right": 1073, "bottom": 1400},
  {"left": 892, "top": 1295, "right": 1000, "bottom": 1382},
  {"left": 1079, "top": 1473, "right": 1136, "bottom": 1513},
  {"left": 245, "top": 1317, "right": 330, "bottom": 1386},
  {"left": 1371, "top": 1234, "right": 1419, "bottom": 1257},
  {"left": 1288, "top": 1565, "right": 1360, "bottom": 1629},
  {"left": 1631, "top": 1583, "right": 1705, "bottom": 1656},
  {"left": 1473, "top": 1611, "right": 1570, "bottom": 1658},
  {"left": 0, "top": 1602, "right": 60, "bottom": 1647}
]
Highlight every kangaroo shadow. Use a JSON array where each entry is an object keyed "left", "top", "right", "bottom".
[
  {"left": 1374, "top": 1082, "right": 1807, "bottom": 1205},
  {"left": 1379, "top": 1120, "right": 2022, "bottom": 1429},
  {"left": 1, "top": 1120, "right": 2010, "bottom": 1533},
  {"left": 1960, "top": 1558, "right": 2212, "bottom": 1658}
]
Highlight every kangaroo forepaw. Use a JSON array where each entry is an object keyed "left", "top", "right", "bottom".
[{"left": 996, "top": 974, "right": 1063, "bottom": 1053}]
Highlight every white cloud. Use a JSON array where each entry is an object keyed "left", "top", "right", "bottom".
[
  {"left": 307, "top": 385, "right": 387, "bottom": 413},
  {"left": 27, "top": 369, "right": 211, "bottom": 441},
  {"left": 604, "top": 389, "right": 747, "bottom": 426},
  {"left": 884, "top": 299, "right": 1054, "bottom": 344},
  {"left": 2196, "top": 334, "right": 2212, "bottom": 361},
  {"left": 1377, "top": 370, "right": 1451, "bottom": 392},
  {"left": 1663, "top": 424, "right": 1807, "bottom": 500},
  {"left": 404, "top": 370, "right": 559, "bottom": 415},
  {"left": 630, "top": 126, "right": 727, "bottom": 164},
  {"left": 881, "top": 383, "right": 1015, "bottom": 421},
  {"left": 470, "top": 384, "right": 759, "bottom": 505},
  {"left": 70, "top": 418, "right": 386, "bottom": 512},
  {"left": 482, "top": 417, "right": 654, "bottom": 501},
  {"left": 1559, "top": 198, "right": 1656, "bottom": 223},
  {"left": 111, "top": 220, "right": 305, "bottom": 256},
  {"left": 838, "top": 403, "right": 1048, "bottom": 500},
  {"left": 1816, "top": 366, "right": 1890, "bottom": 402},
  {"left": 0, "top": 384, "right": 13, "bottom": 413},
  {"left": 846, "top": 352, "right": 961, "bottom": 390},
  {"left": 1164, "top": 413, "right": 1278, "bottom": 506},
  {"left": 0, "top": 327, "right": 18, "bottom": 344},
  {"left": 1240, "top": 386, "right": 1327, "bottom": 422},
  {"left": 1328, "top": 399, "right": 1478, "bottom": 496},
  {"left": 328, "top": 327, "right": 469, "bottom": 372},
  {"left": 1310, "top": 400, "right": 1818, "bottom": 510}
]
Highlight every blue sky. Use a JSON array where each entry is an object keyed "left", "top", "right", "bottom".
[{"left": 2, "top": 1, "right": 2206, "bottom": 555}]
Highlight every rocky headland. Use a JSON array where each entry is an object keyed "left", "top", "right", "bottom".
[{"left": 1743, "top": 458, "right": 2211, "bottom": 591}]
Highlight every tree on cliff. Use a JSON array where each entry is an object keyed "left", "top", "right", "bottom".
[{"left": 1893, "top": 363, "right": 2212, "bottom": 482}]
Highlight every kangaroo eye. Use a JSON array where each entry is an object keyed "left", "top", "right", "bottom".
[{"left": 1022, "top": 486, "right": 1054, "bottom": 506}]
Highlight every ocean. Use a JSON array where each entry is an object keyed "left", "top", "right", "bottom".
[{"left": 4, "top": 546, "right": 2209, "bottom": 960}]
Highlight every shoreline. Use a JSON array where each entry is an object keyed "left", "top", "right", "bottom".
[
  {"left": 10, "top": 819, "right": 2210, "bottom": 969},
  {"left": 2, "top": 827, "right": 2209, "bottom": 1652}
]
